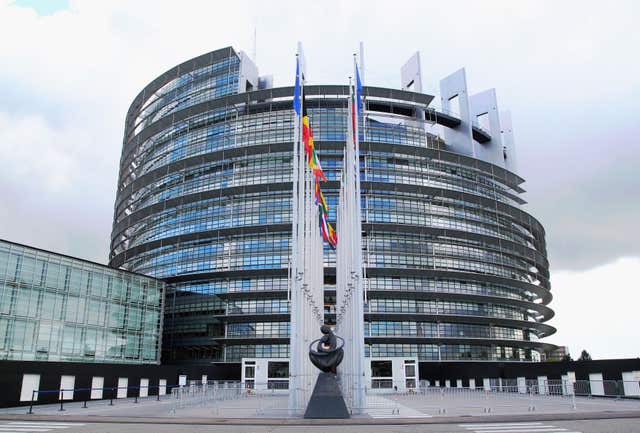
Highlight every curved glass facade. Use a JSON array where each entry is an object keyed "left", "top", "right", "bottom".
[{"left": 110, "top": 47, "right": 555, "bottom": 364}]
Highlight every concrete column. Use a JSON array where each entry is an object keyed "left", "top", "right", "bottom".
[
  {"left": 140, "top": 378, "right": 149, "bottom": 397},
  {"left": 589, "top": 373, "right": 605, "bottom": 396},
  {"left": 470, "top": 88, "right": 504, "bottom": 167},
  {"left": 483, "top": 378, "right": 491, "bottom": 391},
  {"left": 90, "top": 376, "right": 104, "bottom": 399},
  {"left": 517, "top": 376, "right": 527, "bottom": 394},
  {"left": 456, "top": 379, "right": 463, "bottom": 388},
  {"left": 622, "top": 371, "right": 640, "bottom": 396},
  {"left": 561, "top": 375, "right": 574, "bottom": 395},
  {"left": 500, "top": 110, "right": 518, "bottom": 173},
  {"left": 469, "top": 378, "right": 476, "bottom": 390},
  {"left": 117, "top": 377, "right": 128, "bottom": 398},
  {"left": 401, "top": 52, "right": 423, "bottom": 93},
  {"left": 440, "top": 68, "right": 473, "bottom": 157},
  {"left": 537, "top": 376, "right": 548, "bottom": 395}
]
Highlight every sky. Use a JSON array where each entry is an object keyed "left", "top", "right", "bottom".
[{"left": 0, "top": 0, "right": 638, "bottom": 360}]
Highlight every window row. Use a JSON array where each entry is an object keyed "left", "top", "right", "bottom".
[
  {"left": 226, "top": 322, "right": 290, "bottom": 338},
  {"left": 367, "top": 299, "right": 527, "bottom": 320},
  {"left": 366, "top": 277, "right": 531, "bottom": 302},
  {"left": 0, "top": 318, "right": 159, "bottom": 363},
  {"left": 0, "top": 287, "right": 160, "bottom": 329},
  {"left": 366, "top": 321, "right": 528, "bottom": 340},
  {"left": 0, "top": 249, "right": 162, "bottom": 306},
  {"left": 367, "top": 343, "right": 539, "bottom": 361},
  {"left": 133, "top": 56, "right": 240, "bottom": 136}
]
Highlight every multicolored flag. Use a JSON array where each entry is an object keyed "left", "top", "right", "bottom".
[
  {"left": 319, "top": 209, "right": 338, "bottom": 250},
  {"left": 314, "top": 178, "right": 329, "bottom": 214},
  {"left": 308, "top": 149, "right": 327, "bottom": 181},
  {"left": 302, "top": 116, "right": 313, "bottom": 156},
  {"left": 294, "top": 55, "right": 335, "bottom": 249},
  {"left": 302, "top": 108, "right": 327, "bottom": 181}
]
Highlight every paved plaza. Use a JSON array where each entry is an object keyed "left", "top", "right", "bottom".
[
  {"left": 2, "top": 391, "right": 640, "bottom": 420},
  {"left": 1, "top": 418, "right": 640, "bottom": 433}
]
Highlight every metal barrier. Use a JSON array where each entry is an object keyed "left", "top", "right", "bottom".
[
  {"left": 573, "top": 380, "right": 640, "bottom": 398},
  {"left": 25, "top": 378, "right": 640, "bottom": 417},
  {"left": 26, "top": 384, "right": 171, "bottom": 414},
  {"left": 169, "top": 381, "right": 245, "bottom": 414}
]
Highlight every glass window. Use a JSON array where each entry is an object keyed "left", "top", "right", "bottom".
[
  {"left": 267, "top": 361, "right": 289, "bottom": 379},
  {"left": 371, "top": 360, "right": 392, "bottom": 377}
]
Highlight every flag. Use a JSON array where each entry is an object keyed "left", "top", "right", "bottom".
[
  {"left": 302, "top": 115, "right": 313, "bottom": 156},
  {"left": 293, "top": 53, "right": 335, "bottom": 249},
  {"left": 355, "top": 62, "right": 363, "bottom": 115},
  {"left": 302, "top": 112, "right": 327, "bottom": 181},
  {"left": 308, "top": 149, "right": 327, "bottom": 181},
  {"left": 293, "top": 58, "right": 301, "bottom": 116},
  {"left": 314, "top": 179, "right": 329, "bottom": 214},
  {"left": 319, "top": 210, "right": 338, "bottom": 250}
]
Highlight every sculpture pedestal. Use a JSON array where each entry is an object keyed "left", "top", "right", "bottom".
[{"left": 303, "top": 372, "right": 350, "bottom": 419}]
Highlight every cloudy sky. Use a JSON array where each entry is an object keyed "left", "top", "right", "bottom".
[{"left": 1, "top": 0, "right": 638, "bottom": 359}]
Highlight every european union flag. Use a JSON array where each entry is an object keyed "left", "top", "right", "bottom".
[
  {"left": 355, "top": 62, "right": 363, "bottom": 115},
  {"left": 293, "top": 58, "right": 301, "bottom": 116}
]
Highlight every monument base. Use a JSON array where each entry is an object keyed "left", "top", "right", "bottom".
[{"left": 303, "top": 372, "right": 350, "bottom": 419}]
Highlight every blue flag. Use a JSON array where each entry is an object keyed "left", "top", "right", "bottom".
[
  {"left": 355, "top": 62, "right": 363, "bottom": 115},
  {"left": 293, "top": 58, "right": 301, "bottom": 116}
]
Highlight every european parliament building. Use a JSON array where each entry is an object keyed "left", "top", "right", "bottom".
[{"left": 109, "top": 46, "right": 556, "bottom": 368}]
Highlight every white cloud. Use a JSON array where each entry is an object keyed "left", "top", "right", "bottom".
[
  {"left": 0, "top": 112, "right": 76, "bottom": 191},
  {"left": 547, "top": 257, "right": 640, "bottom": 360}
]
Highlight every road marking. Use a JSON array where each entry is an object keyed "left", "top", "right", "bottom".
[
  {"left": 1, "top": 427, "right": 71, "bottom": 430},
  {"left": 0, "top": 422, "right": 87, "bottom": 433},
  {"left": 460, "top": 423, "right": 579, "bottom": 433},
  {"left": 0, "top": 426, "right": 51, "bottom": 433},
  {"left": 468, "top": 429, "right": 566, "bottom": 433},
  {"left": 460, "top": 422, "right": 542, "bottom": 428},
  {"left": 466, "top": 427, "right": 559, "bottom": 431},
  {"left": 7, "top": 424, "right": 85, "bottom": 427}
]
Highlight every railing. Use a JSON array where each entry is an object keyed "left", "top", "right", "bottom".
[
  {"left": 26, "top": 384, "right": 171, "bottom": 414},
  {"left": 23, "top": 378, "right": 640, "bottom": 417},
  {"left": 170, "top": 381, "right": 244, "bottom": 413}
]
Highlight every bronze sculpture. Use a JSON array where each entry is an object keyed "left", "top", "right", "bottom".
[
  {"left": 304, "top": 325, "right": 350, "bottom": 418},
  {"left": 308, "top": 325, "right": 344, "bottom": 373}
]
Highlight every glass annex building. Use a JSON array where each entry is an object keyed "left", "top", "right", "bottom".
[
  {"left": 110, "top": 46, "right": 556, "bottom": 366},
  {"left": 0, "top": 239, "right": 164, "bottom": 364}
]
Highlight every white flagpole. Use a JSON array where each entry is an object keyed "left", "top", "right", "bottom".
[
  {"left": 289, "top": 51, "right": 302, "bottom": 414},
  {"left": 352, "top": 54, "right": 366, "bottom": 411}
]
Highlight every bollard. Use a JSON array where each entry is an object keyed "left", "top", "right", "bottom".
[
  {"left": 27, "top": 390, "right": 35, "bottom": 414},
  {"left": 110, "top": 387, "right": 114, "bottom": 406},
  {"left": 59, "top": 390, "right": 65, "bottom": 411},
  {"left": 157, "top": 387, "right": 160, "bottom": 401},
  {"left": 83, "top": 400, "right": 87, "bottom": 408}
]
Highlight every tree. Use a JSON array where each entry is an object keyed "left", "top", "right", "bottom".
[
  {"left": 578, "top": 350, "right": 592, "bottom": 361},
  {"left": 561, "top": 354, "right": 573, "bottom": 362}
]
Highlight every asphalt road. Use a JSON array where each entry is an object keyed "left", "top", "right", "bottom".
[{"left": 1, "top": 418, "right": 639, "bottom": 433}]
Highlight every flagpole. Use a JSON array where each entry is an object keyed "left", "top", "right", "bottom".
[
  {"left": 289, "top": 52, "right": 301, "bottom": 414},
  {"left": 353, "top": 54, "right": 366, "bottom": 411}
]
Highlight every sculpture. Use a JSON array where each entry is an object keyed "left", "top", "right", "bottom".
[
  {"left": 304, "top": 325, "right": 350, "bottom": 418},
  {"left": 308, "top": 325, "right": 344, "bottom": 373}
]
